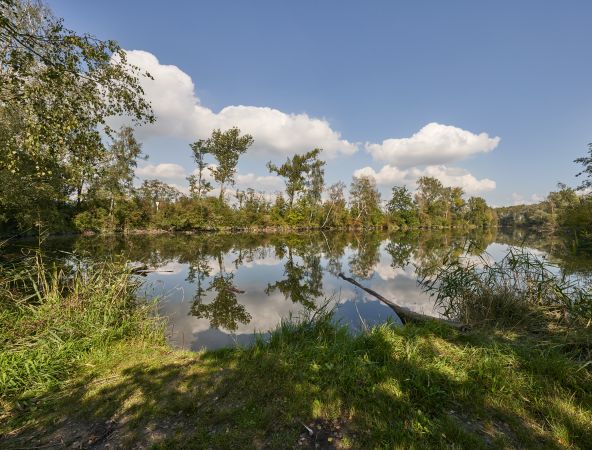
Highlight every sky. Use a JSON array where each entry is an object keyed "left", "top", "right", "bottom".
[{"left": 48, "top": 0, "right": 592, "bottom": 206}]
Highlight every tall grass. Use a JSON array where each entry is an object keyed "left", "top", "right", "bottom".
[
  {"left": 0, "top": 253, "right": 163, "bottom": 401},
  {"left": 420, "top": 247, "right": 592, "bottom": 327}
]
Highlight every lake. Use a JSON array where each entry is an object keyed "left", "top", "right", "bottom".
[{"left": 6, "top": 228, "right": 591, "bottom": 351}]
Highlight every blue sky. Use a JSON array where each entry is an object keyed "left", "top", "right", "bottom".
[{"left": 49, "top": 0, "right": 592, "bottom": 205}]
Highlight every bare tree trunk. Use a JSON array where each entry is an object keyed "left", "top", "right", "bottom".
[{"left": 338, "top": 273, "right": 469, "bottom": 330}]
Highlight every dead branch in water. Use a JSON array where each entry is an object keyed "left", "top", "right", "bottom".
[{"left": 337, "top": 273, "right": 469, "bottom": 331}]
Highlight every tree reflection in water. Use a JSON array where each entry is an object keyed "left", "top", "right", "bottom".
[
  {"left": 265, "top": 241, "right": 323, "bottom": 310},
  {"left": 348, "top": 232, "right": 382, "bottom": 279},
  {"left": 188, "top": 245, "right": 251, "bottom": 333},
  {"left": 190, "top": 272, "right": 251, "bottom": 332},
  {"left": 34, "top": 228, "right": 592, "bottom": 346}
]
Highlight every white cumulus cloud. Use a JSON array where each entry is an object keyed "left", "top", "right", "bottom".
[
  {"left": 366, "top": 122, "right": 500, "bottom": 168},
  {"left": 235, "top": 173, "right": 284, "bottom": 192},
  {"left": 119, "top": 50, "right": 357, "bottom": 159},
  {"left": 136, "top": 163, "right": 187, "bottom": 180},
  {"left": 354, "top": 164, "right": 496, "bottom": 194}
]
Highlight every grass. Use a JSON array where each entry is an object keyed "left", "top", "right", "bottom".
[
  {"left": 1, "top": 250, "right": 591, "bottom": 448},
  {"left": 0, "top": 254, "right": 163, "bottom": 401},
  {"left": 2, "top": 314, "right": 591, "bottom": 449}
]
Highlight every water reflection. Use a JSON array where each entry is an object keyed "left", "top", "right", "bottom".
[{"left": 7, "top": 227, "right": 592, "bottom": 351}]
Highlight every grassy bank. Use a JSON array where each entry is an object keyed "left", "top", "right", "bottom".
[
  {"left": 2, "top": 317, "right": 591, "bottom": 448},
  {"left": 1, "top": 254, "right": 591, "bottom": 449},
  {"left": 0, "top": 255, "right": 163, "bottom": 401}
]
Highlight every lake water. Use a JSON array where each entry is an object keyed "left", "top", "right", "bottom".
[{"left": 7, "top": 228, "right": 591, "bottom": 351}]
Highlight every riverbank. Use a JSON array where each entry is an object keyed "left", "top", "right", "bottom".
[
  {"left": 1, "top": 222, "right": 496, "bottom": 240},
  {"left": 1, "top": 251, "right": 591, "bottom": 449},
  {"left": 2, "top": 316, "right": 591, "bottom": 448}
]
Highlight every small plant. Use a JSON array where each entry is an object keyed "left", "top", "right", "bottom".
[{"left": 419, "top": 247, "right": 592, "bottom": 327}]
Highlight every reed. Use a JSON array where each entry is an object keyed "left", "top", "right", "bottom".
[
  {"left": 0, "top": 253, "right": 163, "bottom": 400},
  {"left": 420, "top": 247, "right": 592, "bottom": 327}
]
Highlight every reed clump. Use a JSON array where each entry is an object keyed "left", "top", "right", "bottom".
[
  {"left": 0, "top": 253, "right": 163, "bottom": 401},
  {"left": 420, "top": 247, "right": 592, "bottom": 329}
]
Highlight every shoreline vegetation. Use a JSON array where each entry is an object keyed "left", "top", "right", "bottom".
[{"left": 1, "top": 251, "right": 591, "bottom": 448}]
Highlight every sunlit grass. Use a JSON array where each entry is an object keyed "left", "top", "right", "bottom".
[{"left": 2, "top": 312, "right": 590, "bottom": 448}]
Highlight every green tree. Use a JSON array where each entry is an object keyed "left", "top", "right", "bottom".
[
  {"left": 322, "top": 182, "right": 348, "bottom": 227},
  {"left": 546, "top": 183, "right": 579, "bottom": 228},
  {"left": 84, "top": 126, "right": 145, "bottom": 230},
  {"left": 574, "top": 143, "right": 592, "bottom": 191},
  {"left": 188, "top": 138, "right": 212, "bottom": 200},
  {"left": 386, "top": 186, "right": 418, "bottom": 228},
  {"left": 207, "top": 127, "right": 254, "bottom": 202},
  {"left": 138, "top": 179, "right": 181, "bottom": 205},
  {"left": 349, "top": 175, "right": 382, "bottom": 226},
  {"left": 0, "top": 0, "right": 153, "bottom": 231},
  {"left": 415, "top": 177, "right": 448, "bottom": 226},
  {"left": 466, "top": 196, "right": 493, "bottom": 227},
  {"left": 266, "top": 148, "right": 325, "bottom": 208}
]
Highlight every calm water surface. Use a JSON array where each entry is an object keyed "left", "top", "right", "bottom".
[{"left": 9, "top": 229, "right": 592, "bottom": 351}]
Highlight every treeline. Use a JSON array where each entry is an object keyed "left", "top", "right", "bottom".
[
  {"left": 0, "top": 0, "right": 496, "bottom": 235},
  {"left": 71, "top": 127, "right": 496, "bottom": 233},
  {"left": 495, "top": 144, "right": 592, "bottom": 247}
]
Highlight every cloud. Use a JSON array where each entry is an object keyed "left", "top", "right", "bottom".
[
  {"left": 136, "top": 163, "right": 187, "bottom": 180},
  {"left": 511, "top": 192, "right": 544, "bottom": 205},
  {"left": 354, "top": 164, "right": 496, "bottom": 193},
  {"left": 235, "top": 173, "right": 284, "bottom": 192},
  {"left": 118, "top": 50, "right": 357, "bottom": 159},
  {"left": 366, "top": 122, "right": 500, "bottom": 168}
]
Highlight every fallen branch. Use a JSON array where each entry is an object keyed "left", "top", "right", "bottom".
[{"left": 337, "top": 273, "right": 469, "bottom": 331}]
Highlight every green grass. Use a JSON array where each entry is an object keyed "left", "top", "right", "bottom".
[
  {"left": 2, "top": 314, "right": 591, "bottom": 449},
  {"left": 0, "top": 255, "right": 163, "bottom": 401}
]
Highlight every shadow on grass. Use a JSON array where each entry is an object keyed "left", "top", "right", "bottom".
[{"left": 2, "top": 320, "right": 591, "bottom": 449}]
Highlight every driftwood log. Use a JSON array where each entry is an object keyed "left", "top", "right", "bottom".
[{"left": 337, "top": 273, "right": 469, "bottom": 331}]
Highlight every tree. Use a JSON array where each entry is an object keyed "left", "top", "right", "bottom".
[
  {"left": 138, "top": 179, "right": 181, "bottom": 205},
  {"left": 386, "top": 186, "right": 418, "bottom": 227},
  {"left": 90, "top": 126, "right": 144, "bottom": 204},
  {"left": 188, "top": 138, "right": 212, "bottom": 200},
  {"left": 322, "top": 181, "right": 347, "bottom": 227},
  {"left": 574, "top": 143, "right": 592, "bottom": 191},
  {"left": 0, "top": 0, "right": 153, "bottom": 230},
  {"left": 267, "top": 148, "right": 325, "bottom": 207},
  {"left": 415, "top": 177, "right": 447, "bottom": 226},
  {"left": 466, "top": 197, "right": 493, "bottom": 227},
  {"left": 207, "top": 127, "right": 254, "bottom": 201},
  {"left": 84, "top": 126, "right": 145, "bottom": 230},
  {"left": 448, "top": 187, "right": 466, "bottom": 224},
  {"left": 350, "top": 175, "right": 382, "bottom": 225}
]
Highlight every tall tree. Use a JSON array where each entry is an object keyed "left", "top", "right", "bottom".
[
  {"left": 574, "top": 143, "right": 592, "bottom": 191},
  {"left": 466, "top": 196, "right": 493, "bottom": 227},
  {"left": 322, "top": 181, "right": 347, "bottom": 227},
  {"left": 0, "top": 0, "right": 153, "bottom": 230},
  {"left": 138, "top": 179, "right": 181, "bottom": 205},
  {"left": 187, "top": 138, "right": 212, "bottom": 200},
  {"left": 386, "top": 186, "right": 418, "bottom": 227},
  {"left": 415, "top": 177, "right": 447, "bottom": 226},
  {"left": 207, "top": 127, "right": 254, "bottom": 201},
  {"left": 266, "top": 148, "right": 325, "bottom": 207},
  {"left": 350, "top": 175, "right": 382, "bottom": 225},
  {"left": 88, "top": 126, "right": 145, "bottom": 226}
]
